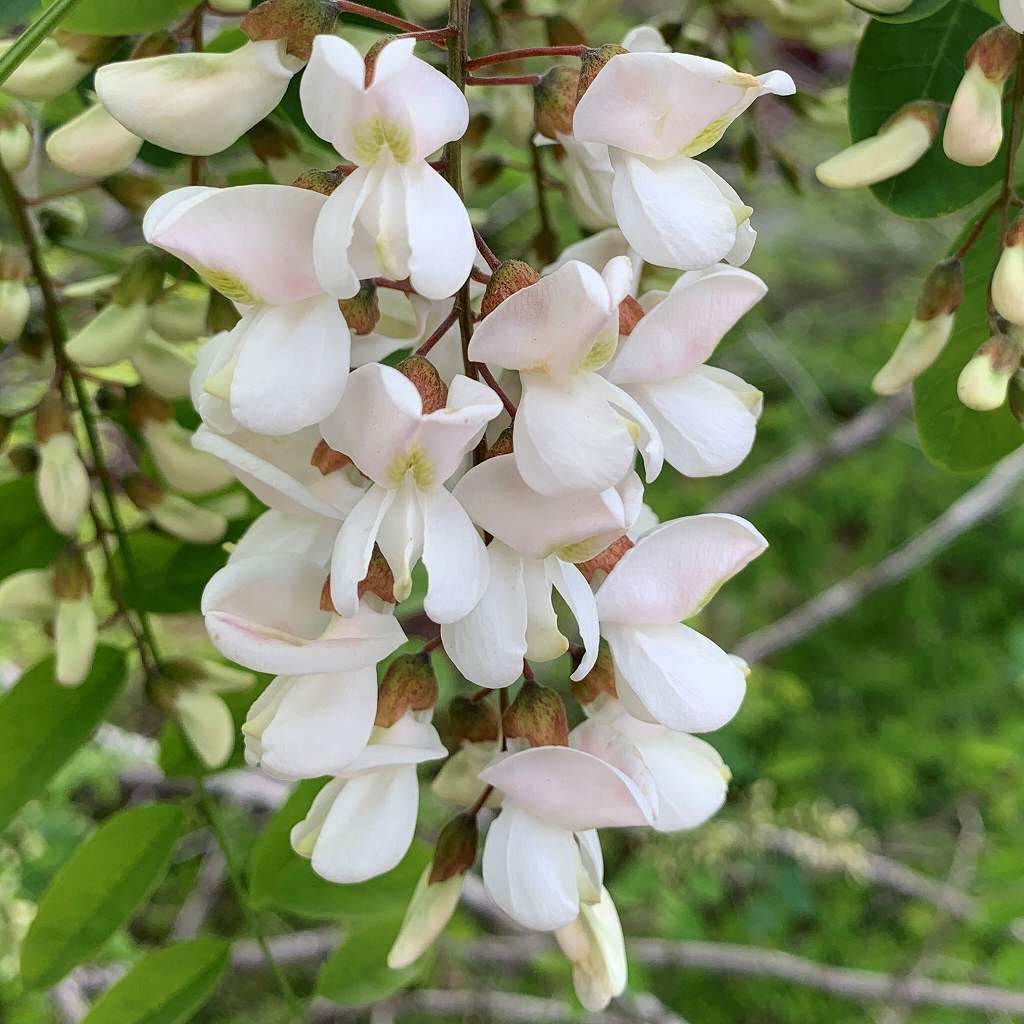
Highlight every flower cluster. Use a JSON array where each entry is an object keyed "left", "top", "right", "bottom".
[{"left": 75, "top": 12, "right": 789, "bottom": 1010}]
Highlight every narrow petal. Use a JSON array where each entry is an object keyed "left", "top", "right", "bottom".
[
  {"left": 376, "top": 477, "right": 424, "bottom": 603},
  {"left": 312, "top": 164, "right": 380, "bottom": 299},
  {"left": 640, "top": 732, "right": 729, "bottom": 832},
  {"left": 299, "top": 34, "right": 368, "bottom": 154},
  {"left": 54, "top": 597, "right": 97, "bottom": 687},
  {"left": 523, "top": 557, "right": 568, "bottom": 662},
  {"left": 330, "top": 485, "right": 396, "bottom": 616},
  {"left": 230, "top": 509, "right": 339, "bottom": 566},
  {"left": 421, "top": 486, "right": 489, "bottom": 624},
  {"left": 550, "top": 560, "right": 600, "bottom": 681}
]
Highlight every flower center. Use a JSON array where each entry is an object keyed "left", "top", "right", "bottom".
[
  {"left": 386, "top": 441, "right": 435, "bottom": 489},
  {"left": 352, "top": 116, "right": 413, "bottom": 165}
]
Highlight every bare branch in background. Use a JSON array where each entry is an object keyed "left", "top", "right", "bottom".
[
  {"left": 170, "top": 846, "right": 227, "bottom": 941},
  {"left": 734, "top": 446, "right": 1024, "bottom": 664}
]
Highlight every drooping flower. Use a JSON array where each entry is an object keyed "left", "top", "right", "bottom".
[
  {"left": 144, "top": 184, "right": 351, "bottom": 435},
  {"left": 45, "top": 101, "right": 143, "bottom": 179},
  {"left": 35, "top": 393, "right": 90, "bottom": 537},
  {"left": 1, "top": 34, "right": 100, "bottom": 101},
  {"left": 300, "top": 36, "right": 475, "bottom": 300},
  {"left": 554, "top": 887, "right": 628, "bottom": 1012}
]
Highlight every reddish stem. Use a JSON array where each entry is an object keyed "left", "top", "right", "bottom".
[
  {"left": 416, "top": 307, "right": 459, "bottom": 356},
  {"left": 375, "top": 277, "right": 416, "bottom": 293},
  {"left": 522, "top": 659, "right": 534, "bottom": 681},
  {"left": 471, "top": 267, "right": 493, "bottom": 285},
  {"left": 466, "top": 45, "right": 587, "bottom": 69},
  {"left": 332, "top": 0, "right": 430, "bottom": 34},
  {"left": 466, "top": 73, "right": 541, "bottom": 86},
  {"left": 473, "top": 228, "right": 501, "bottom": 269},
  {"left": 423, "top": 634, "right": 443, "bottom": 653},
  {"left": 476, "top": 363, "right": 517, "bottom": 418}
]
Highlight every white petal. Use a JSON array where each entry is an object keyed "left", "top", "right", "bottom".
[
  {"left": 640, "top": 732, "right": 728, "bottom": 832},
  {"left": 37, "top": 433, "right": 90, "bottom": 536},
  {"left": 312, "top": 165, "right": 380, "bottom": 299},
  {"left": 330, "top": 484, "right": 396, "bottom": 617},
  {"left": 133, "top": 332, "right": 196, "bottom": 400},
  {"left": 174, "top": 687, "right": 235, "bottom": 768},
  {"left": 45, "top": 101, "right": 142, "bottom": 178},
  {"left": 299, "top": 34, "right": 368, "bottom": 154},
  {"left": 415, "top": 375, "right": 503, "bottom": 484},
  {"left": 0, "top": 569, "right": 55, "bottom": 622},
  {"left": 230, "top": 509, "right": 338, "bottom": 566},
  {"left": 421, "top": 486, "right": 489, "bottom": 623},
  {"left": 550, "top": 560, "right": 600, "bottom": 681},
  {"left": 66, "top": 301, "right": 150, "bottom": 367},
  {"left": 523, "top": 557, "right": 567, "bottom": 662},
  {"left": 150, "top": 494, "right": 226, "bottom": 545},
  {"left": 144, "top": 420, "right": 234, "bottom": 495},
  {"left": 388, "top": 867, "right": 463, "bottom": 969},
  {"left": 54, "top": 597, "right": 97, "bottom": 687}
]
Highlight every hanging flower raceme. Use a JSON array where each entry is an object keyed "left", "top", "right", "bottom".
[
  {"left": 469, "top": 257, "right": 663, "bottom": 496},
  {"left": 299, "top": 36, "right": 475, "bottom": 300},
  {"left": 320, "top": 358, "right": 502, "bottom": 624},
  {"left": 571, "top": 48, "right": 794, "bottom": 269},
  {"left": 144, "top": 183, "right": 352, "bottom": 435}
]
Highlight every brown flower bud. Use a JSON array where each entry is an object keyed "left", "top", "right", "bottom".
[
  {"left": 399, "top": 355, "right": 448, "bottom": 414},
  {"left": 429, "top": 813, "right": 478, "bottom": 883},
  {"left": 570, "top": 640, "right": 617, "bottom": 705},
  {"left": 310, "top": 438, "right": 352, "bottom": 475},
  {"left": 534, "top": 65, "right": 580, "bottom": 140},
  {"left": 320, "top": 573, "right": 335, "bottom": 612},
  {"left": 470, "top": 154, "right": 505, "bottom": 186},
  {"left": 1008, "top": 370, "right": 1024, "bottom": 426},
  {"left": 967, "top": 24, "right": 1020, "bottom": 83},
  {"left": 576, "top": 535, "right": 633, "bottom": 582},
  {"left": 340, "top": 281, "right": 381, "bottom": 336},
  {"left": 576, "top": 44, "right": 627, "bottom": 103},
  {"left": 448, "top": 694, "right": 500, "bottom": 744},
  {"left": 0, "top": 248, "right": 28, "bottom": 282},
  {"left": 375, "top": 652, "right": 438, "bottom": 727},
  {"left": 247, "top": 116, "right": 302, "bottom": 165},
  {"left": 502, "top": 680, "right": 569, "bottom": 747},
  {"left": 359, "top": 545, "right": 397, "bottom": 604},
  {"left": 465, "top": 111, "right": 492, "bottom": 148},
  {"left": 123, "top": 472, "right": 165, "bottom": 510},
  {"left": 102, "top": 173, "right": 165, "bottom": 213},
  {"left": 8, "top": 444, "right": 38, "bottom": 474},
  {"left": 242, "top": 0, "right": 338, "bottom": 61},
  {"left": 618, "top": 295, "right": 644, "bottom": 337},
  {"left": 880, "top": 99, "right": 943, "bottom": 144},
  {"left": 480, "top": 260, "right": 540, "bottom": 318},
  {"left": 126, "top": 386, "right": 173, "bottom": 427},
  {"left": 486, "top": 426, "right": 514, "bottom": 459},
  {"left": 207, "top": 289, "right": 242, "bottom": 334},
  {"left": 53, "top": 546, "right": 91, "bottom": 600},
  {"left": 915, "top": 257, "right": 963, "bottom": 322},
  {"left": 291, "top": 167, "right": 346, "bottom": 195},
  {"left": 35, "top": 391, "right": 70, "bottom": 444}
]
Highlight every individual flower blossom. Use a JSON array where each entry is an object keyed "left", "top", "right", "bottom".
[
  {"left": 130, "top": 332, "right": 198, "bottom": 400},
  {"left": 151, "top": 282, "right": 210, "bottom": 342},
  {"left": 291, "top": 708, "right": 448, "bottom": 883},
  {"left": 815, "top": 100, "right": 941, "bottom": 189},
  {"left": 480, "top": 719, "right": 656, "bottom": 931},
  {"left": 468, "top": 257, "right": 662, "bottom": 496},
  {"left": 441, "top": 453, "right": 642, "bottom": 686},
  {"left": 299, "top": 36, "right": 475, "bottom": 300},
  {"left": 0, "top": 250, "right": 30, "bottom": 342},
  {"left": 45, "top": 101, "right": 143, "bottom": 179},
  {"left": 572, "top": 50, "right": 794, "bottom": 269},
  {"left": 543, "top": 227, "right": 643, "bottom": 294},
  {"left": 144, "top": 184, "right": 351, "bottom": 435},
  {"left": 592, "top": 515, "right": 767, "bottom": 732},
  {"left": 554, "top": 887, "right": 628, "bottom": 1012},
  {"left": 0, "top": 105, "right": 31, "bottom": 173},
  {"left": 993, "top": 216, "right": 1024, "bottom": 326},
  {"left": 603, "top": 266, "right": 766, "bottom": 477},
  {"left": 96, "top": 41, "right": 301, "bottom": 156},
  {"left": 0, "top": 34, "right": 100, "bottom": 101},
  {"left": 944, "top": 25, "right": 1018, "bottom": 167},
  {"left": 35, "top": 392, "right": 90, "bottom": 537},
  {"left": 201, "top": 552, "right": 406, "bottom": 676},
  {"left": 957, "top": 334, "right": 1021, "bottom": 411},
  {"left": 122, "top": 472, "right": 228, "bottom": 545},
  {"left": 320, "top": 360, "right": 502, "bottom": 623}
]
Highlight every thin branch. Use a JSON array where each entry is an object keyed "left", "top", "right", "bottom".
[
  {"left": 170, "top": 846, "right": 227, "bottom": 940},
  {"left": 466, "top": 72, "right": 542, "bottom": 86},
  {"left": 711, "top": 393, "right": 912, "bottom": 515},
  {"left": 734, "top": 446, "right": 1024, "bottom": 664},
  {"left": 466, "top": 45, "right": 587, "bottom": 69},
  {"left": 415, "top": 307, "right": 458, "bottom": 356}
]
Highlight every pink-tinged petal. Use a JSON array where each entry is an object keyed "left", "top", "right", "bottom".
[
  {"left": 596, "top": 513, "right": 767, "bottom": 625},
  {"left": 421, "top": 486, "right": 489, "bottom": 624},
  {"left": 143, "top": 184, "right": 324, "bottom": 304},
  {"left": 606, "top": 621, "right": 746, "bottom": 732},
  {"left": 570, "top": 718, "right": 658, "bottom": 817},
  {"left": 479, "top": 744, "right": 655, "bottom": 830},
  {"left": 639, "top": 732, "right": 728, "bottom": 832},
  {"left": 230, "top": 296, "right": 350, "bottom": 436},
  {"left": 330, "top": 484, "right": 396, "bottom": 617},
  {"left": 514, "top": 374, "right": 635, "bottom": 497},
  {"left": 573, "top": 51, "right": 794, "bottom": 160},
  {"left": 550, "top": 559, "right": 600, "bottom": 681},
  {"left": 468, "top": 261, "right": 614, "bottom": 383},
  {"left": 453, "top": 454, "right": 630, "bottom": 559},
  {"left": 312, "top": 164, "right": 380, "bottom": 299},
  {"left": 634, "top": 368, "right": 760, "bottom": 478},
  {"left": 311, "top": 766, "right": 419, "bottom": 883},
  {"left": 609, "top": 152, "right": 738, "bottom": 271},
  {"left": 440, "top": 540, "right": 527, "bottom": 688},
  {"left": 606, "top": 266, "right": 766, "bottom": 385},
  {"left": 416, "top": 374, "right": 503, "bottom": 484},
  {"left": 299, "top": 35, "right": 367, "bottom": 155},
  {"left": 482, "top": 805, "right": 581, "bottom": 931},
  {"left": 320, "top": 362, "right": 423, "bottom": 487},
  {"left": 230, "top": 510, "right": 338, "bottom": 567},
  {"left": 402, "top": 162, "right": 474, "bottom": 300},
  {"left": 254, "top": 668, "right": 377, "bottom": 779}
]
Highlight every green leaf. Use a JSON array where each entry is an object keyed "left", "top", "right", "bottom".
[
  {"left": 317, "top": 914, "right": 425, "bottom": 1007},
  {"left": 81, "top": 938, "right": 230, "bottom": 1024},
  {"left": 0, "top": 647, "right": 125, "bottom": 831},
  {"left": 852, "top": 0, "right": 956, "bottom": 22},
  {"left": 248, "top": 780, "right": 430, "bottom": 920},
  {"left": 848, "top": 1, "right": 1002, "bottom": 218},
  {"left": 54, "top": 0, "right": 198, "bottom": 35},
  {"left": 913, "top": 210, "right": 1024, "bottom": 470},
  {"left": 0, "top": 476, "right": 66, "bottom": 581},
  {"left": 121, "top": 532, "right": 228, "bottom": 614},
  {"left": 20, "top": 802, "right": 184, "bottom": 989}
]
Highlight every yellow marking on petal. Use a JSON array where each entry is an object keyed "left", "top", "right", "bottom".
[
  {"left": 195, "top": 264, "right": 259, "bottom": 305},
  {"left": 202, "top": 356, "right": 236, "bottom": 400},
  {"left": 682, "top": 114, "right": 733, "bottom": 157},
  {"left": 293, "top": 826, "right": 320, "bottom": 857},
  {"left": 552, "top": 537, "right": 611, "bottom": 564},
  {"left": 386, "top": 441, "right": 435, "bottom": 490},
  {"left": 725, "top": 72, "right": 761, "bottom": 89},
  {"left": 732, "top": 203, "right": 754, "bottom": 225},
  {"left": 578, "top": 332, "right": 618, "bottom": 373},
  {"left": 351, "top": 116, "right": 413, "bottom": 165}
]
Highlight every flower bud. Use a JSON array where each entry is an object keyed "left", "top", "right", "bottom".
[
  {"left": 398, "top": 355, "right": 448, "bottom": 413},
  {"left": 944, "top": 26, "right": 1019, "bottom": 167},
  {"left": 375, "top": 652, "right": 438, "bottom": 727},
  {"left": 45, "top": 102, "right": 143, "bottom": 179},
  {"left": 992, "top": 216, "right": 1024, "bottom": 325},
  {"left": 447, "top": 694, "right": 500, "bottom": 744},
  {"left": 618, "top": 295, "right": 644, "bottom": 337},
  {"left": 339, "top": 282, "right": 381, "bottom": 336},
  {"left": 52, "top": 546, "right": 90, "bottom": 600},
  {"left": 872, "top": 258, "right": 963, "bottom": 395},
  {"left": 502, "top": 680, "right": 569, "bottom": 747},
  {"left": 554, "top": 888, "right": 627, "bottom": 1013},
  {"left": 145, "top": 418, "right": 235, "bottom": 495},
  {"left": 171, "top": 684, "right": 236, "bottom": 768},
  {"left": 957, "top": 334, "right": 1021, "bottom": 410},
  {"left": 534, "top": 65, "right": 579, "bottom": 140},
  {"left": 124, "top": 473, "right": 228, "bottom": 544},
  {"left": 95, "top": 41, "right": 300, "bottom": 157},
  {"left": 152, "top": 283, "right": 210, "bottom": 341},
  {"left": 133, "top": 333, "right": 195, "bottom": 400},
  {"left": 36, "top": 414, "right": 90, "bottom": 536},
  {"left": 0, "top": 35, "right": 98, "bottom": 101},
  {"left": 0, "top": 108, "right": 32, "bottom": 173},
  {"left": 430, "top": 813, "right": 478, "bottom": 884},
  {"left": 485, "top": 426, "right": 514, "bottom": 459},
  {"left": 576, "top": 45, "right": 628, "bottom": 104},
  {"left": 570, "top": 641, "right": 617, "bottom": 705},
  {"left": 359, "top": 545, "right": 397, "bottom": 604},
  {"left": 387, "top": 865, "right": 464, "bottom": 970},
  {"left": 0, "top": 568, "right": 55, "bottom": 622},
  {"left": 102, "top": 172, "right": 164, "bottom": 212},
  {"left": 291, "top": 167, "right": 345, "bottom": 195},
  {"left": 246, "top": 115, "right": 302, "bottom": 171},
  {"left": 815, "top": 100, "right": 941, "bottom": 189},
  {"left": 0, "top": 251, "right": 30, "bottom": 342},
  {"left": 241, "top": 0, "right": 338, "bottom": 61},
  {"left": 576, "top": 535, "right": 634, "bottom": 582},
  {"left": 479, "top": 260, "right": 540, "bottom": 318},
  {"left": 54, "top": 593, "right": 97, "bottom": 687},
  {"left": 311, "top": 438, "right": 352, "bottom": 475}
]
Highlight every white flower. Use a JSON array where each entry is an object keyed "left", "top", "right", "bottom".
[
  {"left": 1, "top": 37, "right": 94, "bottom": 101},
  {"left": 291, "top": 710, "right": 447, "bottom": 883},
  {"left": 132, "top": 333, "right": 196, "bottom": 400},
  {"left": 604, "top": 266, "right": 766, "bottom": 477},
  {"left": 441, "top": 455, "right": 642, "bottom": 686},
  {"left": 0, "top": 119, "right": 31, "bottom": 173},
  {"left": 300, "top": 36, "right": 475, "bottom": 300},
  {"left": 543, "top": 228, "right": 643, "bottom": 293},
  {"left": 46, "top": 101, "right": 143, "bottom": 179},
  {"left": 96, "top": 41, "right": 300, "bottom": 156},
  {"left": 201, "top": 553, "right": 406, "bottom": 676},
  {"left": 388, "top": 866, "right": 464, "bottom": 969},
  {"left": 143, "top": 418, "right": 234, "bottom": 496},
  {"left": 593, "top": 515, "right": 767, "bottom": 732},
  {"left": 54, "top": 596, "right": 97, "bottom": 687},
  {"left": 145, "top": 184, "right": 351, "bottom": 435},
  {"left": 170, "top": 661, "right": 254, "bottom": 769},
  {"left": 480, "top": 719, "right": 655, "bottom": 931},
  {"left": 320, "top": 362, "right": 502, "bottom": 623},
  {"left": 554, "top": 887, "right": 628, "bottom": 1012},
  {"left": 468, "top": 257, "right": 662, "bottom": 496},
  {"left": 66, "top": 302, "right": 152, "bottom": 368},
  {"left": 37, "top": 433, "right": 91, "bottom": 536},
  {"left": 572, "top": 52, "right": 793, "bottom": 269}
]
